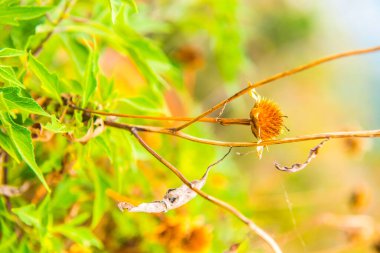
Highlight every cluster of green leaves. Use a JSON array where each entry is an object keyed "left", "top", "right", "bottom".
[
  {"left": 0, "top": 0, "right": 252, "bottom": 252},
  {"left": 0, "top": 1, "right": 145, "bottom": 252},
  {"left": 0, "top": 0, "right": 317, "bottom": 252}
]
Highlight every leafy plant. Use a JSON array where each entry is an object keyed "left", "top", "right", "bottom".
[{"left": 1, "top": 1, "right": 380, "bottom": 252}]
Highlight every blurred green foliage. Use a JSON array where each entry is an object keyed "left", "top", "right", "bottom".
[{"left": 1, "top": 0, "right": 379, "bottom": 252}]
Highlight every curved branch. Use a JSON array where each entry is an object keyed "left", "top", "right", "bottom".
[
  {"left": 104, "top": 121, "right": 380, "bottom": 252},
  {"left": 69, "top": 104, "right": 251, "bottom": 126},
  {"left": 129, "top": 128, "right": 282, "bottom": 253},
  {"left": 104, "top": 120, "right": 380, "bottom": 147},
  {"left": 173, "top": 45, "right": 380, "bottom": 131}
]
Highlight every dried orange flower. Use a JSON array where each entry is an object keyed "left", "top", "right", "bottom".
[
  {"left": 173, "top": 45, "right": 204, "bottom": 69},
  {"left": 349, "top": 185, "right": 371, "bottom": 213},
  {"left": 154, "top": 217, "right": 212, "bottom": 252},
  {"left": 155, "top": 218, "right": 185, "bottom": 248},
  {"left": 180, "top": 226, "right": 212, "bottom": 252},
  {"left": 66, "top": 244, "right": 92, "bottom": 253},
  {"left": 250, "top": 98, "right": 284, "bottom": 140}
]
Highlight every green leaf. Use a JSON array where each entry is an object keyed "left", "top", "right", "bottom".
[
  {"left": 12, "top": 204, "right": 40, "bottom": 227},
  {"left": 64, "top": 213, "right": 91, "bottom": 227},
  {"left": 93, "top": 135, "right": 112, "bottom": 162},
  {"left": 37, "top": 195, "right": 51, "bottom": 237},
  {"left": 123, "top": 0, "right": 138, "bottom": 13},
  {"left": 42, "top": 115, "right": 70, "bottom": 133},
  {"left": 91, "top": 166, "right": 109, "bottom": 229},
  {"left": 15, "top": 239, "right": 33, "bottom": 253},
  {"left": 1, "top": 114, "right": 50, "bottom": 191},
  {"left": 98, "top": 74, "right": 114, "bottom": 102},
  {"left": 118, "top": 96, "right": 164, "bottom": 114},
  {"left": 0, "top": 96, "right": 49, "bottom": 191},
  {"left": 61, "top": 79, "right": 83, "bottom": 95},
  {"left": 50, "top": 178, "right": 81, "bottom": 216},
  {"left": 53, "top": 226, "right": 103, "bottom": 249},
  {"left": 81, "top": 45, "right": 98, "bottom": 107},
  {"left": 0, "top": 220, "right": 18, "bottom": 251},
  {"left": 0, "top": 65, "right": 24, "bottom": 88},
  {"left": 109, "top": 0, "right": 122, "bottom": 24},
  {"left": 0, "top": 130, "right": 21, "bottom": 163},
  {"left": 0, "top": 48, "right": 26, "bottom": 58},
  {"left": 59, "top": 34, "right": 89, "bottom": 77},
  {"left": 109, "top": 0, "right": 138, "bottom": 23},
  {"left": 0, "top": 87, "right": 49, "bottom": 116},
  {"left": 0, "top": 0, "right": 16, "bottom": 7},
  {"left": 127, "top": 37, "right": 170, "bottom": 66},
  {"left": 0, "top": 6, "right": 51, "bottom": 26},
  {"left": 28, "top": 54, "right": 62, "bottom": 103},
  {"left": 113, "top": 23, "right": 173, "bottom": 88},
  {"left": 12, "top": 196, "right": 51, "bottom": 237},
  {"left": 127, "top": 48, "right": 163, "bottom": 87}
]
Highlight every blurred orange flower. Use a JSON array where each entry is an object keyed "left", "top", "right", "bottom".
[{"left": 154, "top": 217, "right": 212, "bottom": 252}]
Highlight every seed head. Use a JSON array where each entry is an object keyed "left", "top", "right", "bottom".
[{"left": 250, "top": 98, "right": 284, "bottom": 140}]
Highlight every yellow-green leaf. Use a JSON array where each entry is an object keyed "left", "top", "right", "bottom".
[
  {"left": 0, "top": 65, "right": 24, "bottom": 88},
  {"left": 0, "top": 87, "right": 50, "bottom": 117},
  {"left": 0, "top": 94, "right": 49, "bottom": 191},
  {"left": 0, "top": 6, "right": 51, "bottom": 26},
  {"left": 28, "top": 54, "right": 62, "bottom": 103},
  {"left": 0, "top": 48, "right": 25, "bottom": 58},
  {"left": 81, "top": 46, "right": 98, "bottom": 107},
  {"left": 0, "top": 131, "right": 21, "bottom": 163}
]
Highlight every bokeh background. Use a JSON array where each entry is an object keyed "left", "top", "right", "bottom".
[
  {"left": 110, "top": 1, "right": 380, "bottom": 252},
  {"left": 1, "top": 0, "right": 380, "bottom": 252}
]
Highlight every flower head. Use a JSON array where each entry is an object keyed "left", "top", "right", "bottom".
[
  {"left": 250, "top": 98, "right": 284, "bottom": 140},
  {"left": 180, "top": 225, "right": 212, "bottom": 252},
  {"left": 154, "top": 217, "right": 211, "bottom": 252}
]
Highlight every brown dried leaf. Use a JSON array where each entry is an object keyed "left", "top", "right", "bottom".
[
  {"left": 0, "top": 182, "right": 30, "bottom": 197},
  {"left": 224, "top": 243, "right": 240, "bottom": 253},
  {"left": 67, "top": 118, "right": 104, "bottom": 143},
  {"left": 118, "top": 167, "right": 211, "bottom": 213},
  {"left": 118, "top": 147, "right": 232, "bottom": 213},
  {"left": 274, "top": 139, "right": 329, "bottom": 172}
]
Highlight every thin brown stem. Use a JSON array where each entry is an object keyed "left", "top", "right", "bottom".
[
  {"left": 0, "top": 152, "right": 11, "bottom": 211},
  {"left": 31, "top": 0, "right": 75, "bottom": 56},
  {"left": 104, "top": 120, "right": 380, "bottom": 252},
  {"left": 173, "top": 45, "right": 380, "bottom": 131},
  {"left": 104, "top": 120, "right": 380, "bottom": 147},
  {"left": 70, "top": 104, "right": 251, "bottom": 125},
  {"left": 129, "top": 128, "right": 282, "bottom": 253}
]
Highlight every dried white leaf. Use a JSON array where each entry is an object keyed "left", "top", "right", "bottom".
[
  {"left": 257, "top": 145, "right": 264, "bottom": 160},
  {"left": 118, "top": 201, "right": 167, "bottom": 213},
  {"left": 118, "top": 147, "right": 232, "bottom": 213},
  {"left": 163, "top": 178, "right": 206, "bottom": 210},
  {"left": 0, "top": 182, "right": 30, "bottom": 197},
  {"left": 256, "top": 139, "right": 264, "bottom": 160},
  {"left": 249, "top": 85, "right": 261, "bottom": 102},
  {"left": 274, "top": 139, "right": 329, "bottom": 172},
  {"left": 118, "top": 168, "right": 210, "bottom": 213},
  {"left": 224, "top": 243, "right": 240, "bottom": 253}
]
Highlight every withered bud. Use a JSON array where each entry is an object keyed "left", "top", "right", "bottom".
[
  {"left": 349, "top": 185, "right": 371, "bottom": 213},
  {"left": 250, "top": 98, "right": 284, "bottom": 140}
]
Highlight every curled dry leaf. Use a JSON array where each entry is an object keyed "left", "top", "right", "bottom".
[
  {"left": 274, "top": 139, "right": 329, "bottom": 172},
  {"left": 0, "top": 182, "right": 30, "bottom": 197},
  {"left": 118, "top": 178, "right": 206, "bottom": 213},
  {"left": 67, "top": 118, "right": 105, "bottom": 144},
  {"left": 256, "top": 140, "right": 264, "bottom": 160},
  {"left": 118, "top": 147, "right": 232, "bottom": 213},
  {"left": 224, "top": 243, "right": 240, "bottom": 253},
  {"left": 318, "top": 213, "right": 375, "bottom": 242},
  {"left": 31, "top": 123, "right": 55, "bottom": 142}
]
